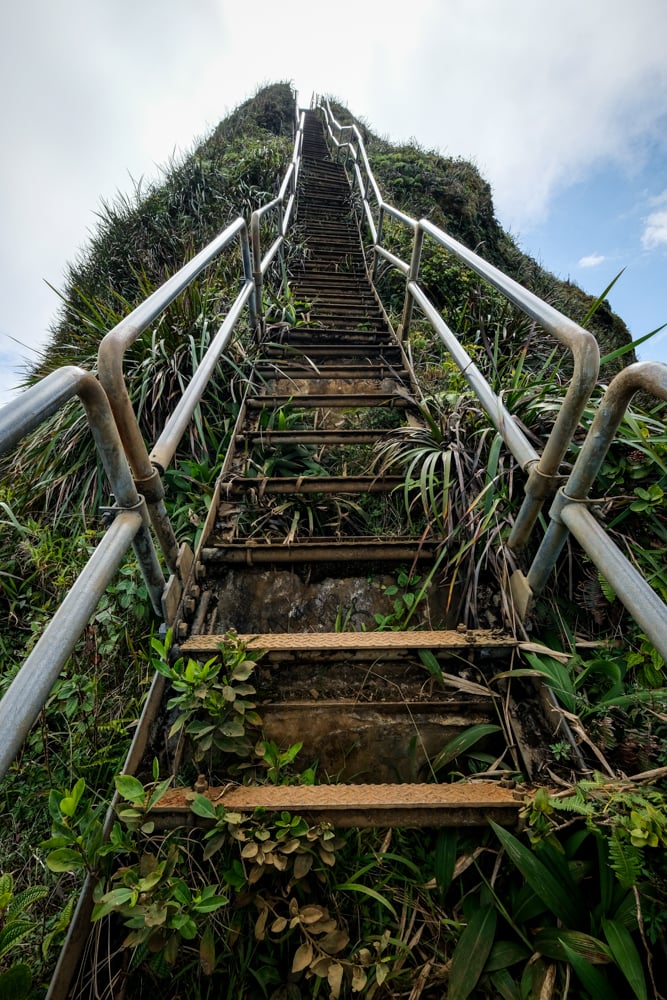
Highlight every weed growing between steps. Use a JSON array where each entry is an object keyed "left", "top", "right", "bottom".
[{"left": 38, "top": 654, "right": 667, "bottom": 999}]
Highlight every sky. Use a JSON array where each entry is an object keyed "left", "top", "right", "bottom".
[{"left": 1, "top": 0, "right": 667, "bottom": 408}]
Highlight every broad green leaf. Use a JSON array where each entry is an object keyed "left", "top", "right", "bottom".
[
  {"left": 484, "top": 939, "right": 530, "bottom": 972},
  {"left": 147, "top": 776, "right": 173, "bottom": 811},
  {"left": 173, "top": 915, "right": 198, "bottom": 940},
  {"left": 232, "top": 661, "right": 255, "bottom": 681},
  {"left": 115, "top": 774, "right": 146, "bottom": 805},
  {"left": 490, "top": 822, "right": 582, "bottom": 928},
  {"left": 200, "top": 923, "right": 216, "bottom": 976},
  {"left": 59, "top": 777, "right": 85, "bottom": 818},
  {"left": 0, "top": 962, "right": 32, "bottom": 1000},
  {"left": 522, "top": 652, "right": 577, "bottom": 713},
  {"left": 45, "top": 848, "right": 84, "bottom": 873},
  {"left": 190, "top": 793, "right": 218, "bottom": 819},
  {"left": 488, "top": 968, "right": 520, "bottom": 1000},
  {"left": 99, "top": 887, "right": 136, "bottom": 907},
  {"left": 434, "top": 828, "right": 457, "bottom": 896},
  {"left": 170, "top": 880, "right": 192, "bottom": 906},
  {"left": 562, "top": 942, "right": 620, "bottom": 1000},
  {"left": 431, "top": 724, "right": 501, "bottom": 773},
  {"left": 334, "top": 881, "right": 397, "bottom": 917},
  {"left": 91, "top": 887, "right": 137, "bottom": 920},
  {"left": 137, "top": 863, "right": 167, "bottom": 893},
  {"left": 534, "top": 928, "right": 611, "bottom": 964},
  {"left": 447, "top": 905, "right": 497, "bottom": 1000},
  {"left": 193, "top": 894, "right": 228, "bottom": 913},
  {"left": 602, "top": 919, "right": 648, "bottom": 1000}
]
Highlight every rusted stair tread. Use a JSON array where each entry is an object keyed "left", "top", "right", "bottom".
[
  {"left": 282, "top": 331, "right": 390, "bottom": 341},
  {"left": 264, "top": 348, "right": 399, "bottom": 361},
  {"left": 237, "top": 430, "right": 390, "bottom": 445},
  {"left": 239, "top": 428, "right": 391, "bottom": 445},
  {"left": 308, "top": 301, "right": 382, "bottom": 311},
  {"left": 182, "top": 629, "right": 516, "bottom": 654},
  {"left": 255, "top": 365, "right": 405, "bottom": 378},
  {"left": 223, "top": 475, "right": 405, "bottom": 494},
  {"left": 264, "top": 379, "right": 402, "bottom": 394},
  {"left": 201, "top": 539, "right": 438, "bottom": 563},
  {"left": 151, "top": 781, "right": 524, "bottom": 828},
  {"left": 262, "top": 346, "right": 402, "bottom": 360},
  {"left": 246, "top": 394, "right": 411, "bottom": 408}
]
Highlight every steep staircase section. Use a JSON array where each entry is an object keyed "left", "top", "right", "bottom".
[{"left": 158, "top": 110, "right": 553, "bottom": 829}]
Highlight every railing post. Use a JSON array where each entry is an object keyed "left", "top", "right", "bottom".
[
  {"left": 240, "top": 226, "right": 257, "bottom": 332},
  {"left": 0, "top": 367, "right": 167, "bottom": 613},
  {"left": 250, "top": 210, "right": 264, "bottom": 339},
  {"left": 513, "top": 361, "right": 667, "bottom": 614},
  {"left": 400, "top": 225, "right": 424, "bottom": 342},
  {"left": 99, "top": 334, "right": 181, "bottom": 575},
  {"left": 372, "top": 205, "right": 385, "bottom": 284}
]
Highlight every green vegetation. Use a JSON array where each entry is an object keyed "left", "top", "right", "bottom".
[
  {"left": 1, "top": 83, "right": 666, "bottom": 996},
  {"left": 26, "top": 633, "right": 667, "bottom": 997}
]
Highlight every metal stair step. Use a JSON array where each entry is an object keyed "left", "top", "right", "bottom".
[
  {"left": 246, "top": 393, "right": 411, "bottom": 408},
  {"left": 237, "top": 429, "right": 391, "bottom": 445},
  {"left": 182, "top": 629, "right": 516, "bottom": 655},
  {"left": 223, "top": 475, "right": 404, "bottom": 495},
  {"left": 201, "top": 538, "right": 438, "bottom": 564},
  {"left": 150, "top": 781, "right": 524, "bottom": 828}
]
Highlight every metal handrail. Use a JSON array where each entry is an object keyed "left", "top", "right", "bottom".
[
  {"left": 98, "top": 108, "right": 306, "bottom": 572},
  {"left": 97, "top": 217, "right": 253, "bottom": 573},
  {"left": 0, "top": 367, "right": 166, "bottom": 778},
  {"left": 251, "top": 111, "right": 305, "bottom": 328},
  {"left": 318, "top": 98, "right": 600, "bottom": 551},
  {"left": 0, "top": 95, "right": 305, "bottom": 780},
  {"left": 317, "top": 98, "right": 667, "bottom": 651},
  {"left": 516, "top": 361, "right": 667, "bottom": 659}
]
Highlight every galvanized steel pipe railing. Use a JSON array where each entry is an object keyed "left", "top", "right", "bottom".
[
  {"left": 0, "top": 366, "right": 166, "bottom": 778},
  {"left": 518, "top": 361, "right": 667, "bottom": 659},
  {"left": 416, "top": 219, "right": 600, "bottom": 549},
  {"left": 99, "top": 100, "right": 305, "bottom": 571},
  {"left": 97, "top": 216, "right": 253, "bottom": 573},
  {"left": 250, "top": 110, "right": 305, "bottom": 331},
  {"left": 149, "top": 280, "right": 255, "bottom": 474},
  {"left": 317, "top": 98, "right": 600, "bottom": 553}
]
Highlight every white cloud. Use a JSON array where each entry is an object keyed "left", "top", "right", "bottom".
[
  {"left": 648, "top": 189, "right": 667, "bottom": 207},
  {"left": 642, "top": 210, "right": 667, "bottom": 250},
  {"left": 363, "top": 0, "right": 667, "bottom": 231},
  {"left": 2, "top": 0, "right": 667, "bottom": 404},
  {"left": 579, "top": 254, "right": 606, "bottom": 268}
]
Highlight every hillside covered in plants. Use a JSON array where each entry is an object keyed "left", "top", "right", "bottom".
[{"left": 1, "top": 82, "right": 666, "bottom": 999}]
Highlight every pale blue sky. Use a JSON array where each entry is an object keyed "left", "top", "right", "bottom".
[
  {"left": 1, "top": 0, "right": 666, "bottom": 406},
  {"left": 517, "top": 141, "right": 667, "bottom": 364}
]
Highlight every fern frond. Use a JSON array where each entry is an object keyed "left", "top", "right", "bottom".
[
  {"left": 550, "top": 795, "right": 595, "bottom": 816},
  {"left": 608, "top": 832, "right": 643, "bottom": 889}
]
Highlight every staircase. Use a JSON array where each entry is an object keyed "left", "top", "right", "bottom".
[{"left": 155, "top": 111, "right": 557, "bottom": 830}]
